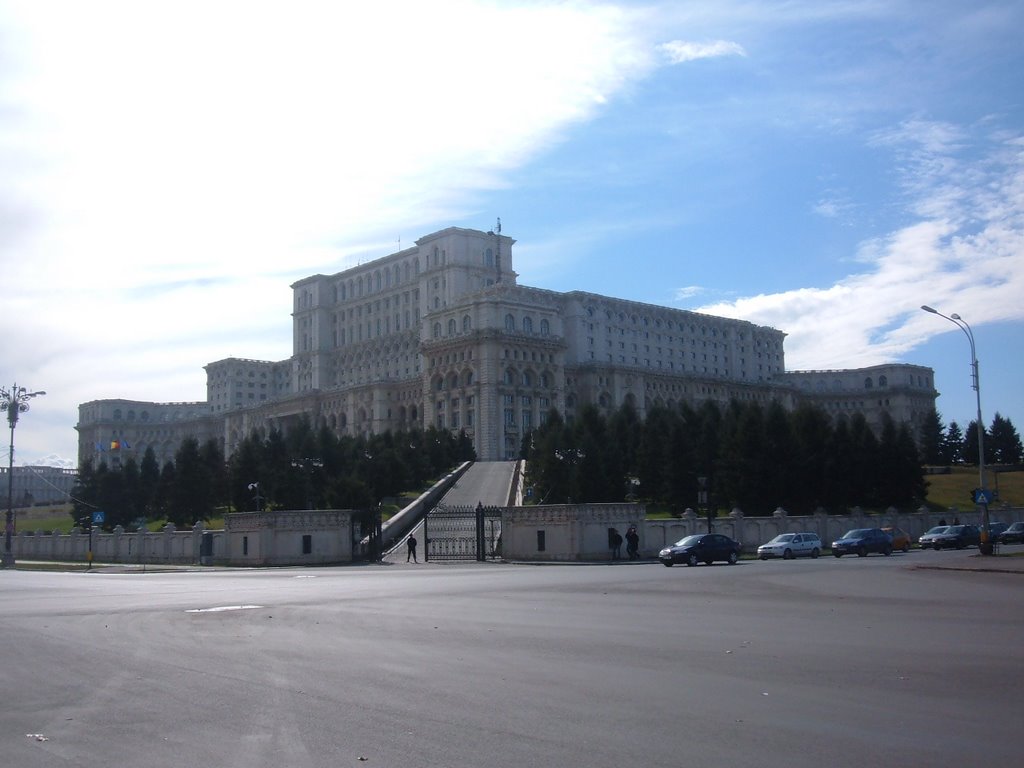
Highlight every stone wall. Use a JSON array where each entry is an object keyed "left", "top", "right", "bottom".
[{"left": 12, "top": 522, "right": 222, "bottom": 565}]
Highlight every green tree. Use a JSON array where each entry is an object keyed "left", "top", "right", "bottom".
[
  {"left": 168, "top": 437, "right": 214, "bottom": 526},
  {"left": 789, "top": 405, "right": 833, "bottom": 514},
  {"left": 919, "top": 409, "right": 946, "bottom": 465},
  {"left": 848, "top": 413, "right": 880, "bottom": 507},
  {"left": 944, "top": 421, "right": 965, "bottom": 464},
  {"left": 718, "top": 401, "right": 767, "bottom": 513},
  {"left": 139, "top": 447, "right": 161, "bottom": 522},
  {"left": 988, "top": 413, "right": 1023, "bottom": 464},
  {"left": 961, "top": 420, "right": 987, "bottom": 466}
]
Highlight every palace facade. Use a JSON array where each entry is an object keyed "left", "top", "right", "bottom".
[{"left": 77, "top": 226, "right": 938, "bottom": 466}]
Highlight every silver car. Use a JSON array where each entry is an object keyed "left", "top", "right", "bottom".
[
  {"left": 917, "top": 525, "right": 950, "bottom": 549},
  {"left": 757, "top": 532, "right": 822, "bottom": 560}
]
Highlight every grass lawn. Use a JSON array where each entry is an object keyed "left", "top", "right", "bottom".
[{"left": 924, "top": 466, "right": 1022, "bottom": 511}]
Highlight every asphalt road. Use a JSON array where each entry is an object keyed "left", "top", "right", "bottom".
[{"left": 2, "top": 550, "right": 1022, "bottom": 768}]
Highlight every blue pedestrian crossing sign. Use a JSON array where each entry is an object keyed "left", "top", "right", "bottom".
[
  {"left": 92, "top": 510, "right": 105, "bottom": 524},
  {"left": 973, "top": 488, "right": 993, "bottom": 505}
]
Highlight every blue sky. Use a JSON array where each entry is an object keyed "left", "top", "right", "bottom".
[{"left": 1, "top": 0, "right": 1021, "bottom": 467}]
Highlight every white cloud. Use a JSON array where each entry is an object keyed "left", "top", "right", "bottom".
[
  {"left": 659, "top": 39, "right": 746, "bottom": 64},
  {"left": 699, "top": 123, "right": 1024, "bottom": 370},
  {"left": 674, "top": 285, "right": 705, "bottom": 300}
]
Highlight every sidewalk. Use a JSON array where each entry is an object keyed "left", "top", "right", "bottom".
[{"left": 910, "top": 549, "right": 1024, "bottom": 575}]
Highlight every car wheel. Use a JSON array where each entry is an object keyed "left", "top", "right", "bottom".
[
  {"left": 833, "top": 552, "right": 842, "bottom": 558},
  {"left": 956, "top": 541, "right": 965, "bottom": 550},
  {"left": 902, "top": 543, "right": 910, "bottom": 553},
  {"left": 811, "top": 548, "right": 820, "bottom": 559},
  {"left": 662, "top": 561, "right": 673, "bottom": 567},
  {"left": 783, "top": 548, "right": 793, "bottom": 560},
  {"left": 883, "top": 545, "right": 892, "bottom": 556},
  {"left": 857, "top": 546, "right": 867, "bottom": 557},
  {"left": 760, "top": 555, "right": 768, "bottom": 560},
  {"left": 727, "top": 551, "right": 738, "bottom": 565},
  {"left": 686, "top": 553, "right": 698, "bottom": 567}
]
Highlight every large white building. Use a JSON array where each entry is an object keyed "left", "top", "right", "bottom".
[{"left": 77, "top": 226, "right": 938, "bottom": 466}]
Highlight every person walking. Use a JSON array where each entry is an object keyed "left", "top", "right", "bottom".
[
  {"left": 406, "top": 534, "right": 418, "bottom": 563},
  {"left": 609, "top": 528, "right": 623, "bottom": 560},
  {"left": 625, "top": 526, "right": 640, "bottom": 560}
]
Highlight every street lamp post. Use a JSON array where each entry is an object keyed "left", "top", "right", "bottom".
[
  {"left": 2, "top": 383, "right": 46, "bottom": 568},
  {"left": 247, "top": 482, "right": 263, "bottom": 512},
  {"left": 920, "top": 306, "right": 992, "bottom": 554},
  {"left": 290, "top": 458, "right": 323, "bottom": 509}
]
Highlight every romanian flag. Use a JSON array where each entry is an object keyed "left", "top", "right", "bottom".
[{"left": 110, "top": 440, "right": 120, "bottom": 451}]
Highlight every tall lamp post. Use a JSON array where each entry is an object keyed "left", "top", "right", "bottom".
[
  {"left": 2, "top": 383, "right": 46, "bottom": 568},
  {"left": 920, "top": 306, "right": 992, "bottom": 554}
]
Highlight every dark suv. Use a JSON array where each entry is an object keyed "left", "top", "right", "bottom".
[
  {"left": 932, "top": 524, "right": 980, "bottom": 550},
  {"left": 831, "top": 528, "right": 893, "bottom": 557}
]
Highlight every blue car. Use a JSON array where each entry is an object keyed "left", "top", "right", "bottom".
[{"left": 831, "top": 528, "right": 893, "bottom": 558}]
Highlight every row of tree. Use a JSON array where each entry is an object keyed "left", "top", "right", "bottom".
[
  {"left": 918, "top": 411, "right": 1022, "bottom": 466},
  {"left": 523, "top": 400, "right": 931, "bottom": 515},
  {"left": 71, "top": 423, "right": 475, "bottom": 531}
]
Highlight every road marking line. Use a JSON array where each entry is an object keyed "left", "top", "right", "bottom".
[{"left": 185, "top": 605, "right": 264, "bottom": 613}]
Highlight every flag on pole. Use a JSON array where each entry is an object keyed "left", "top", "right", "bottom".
[{"left": 110, "top": 440, "right": 120, "bottom": 451}]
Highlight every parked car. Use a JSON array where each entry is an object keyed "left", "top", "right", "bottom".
[
  {"left": 757, "top": 532, "right": 822, "bottom": 560},
  {"left": 831, "top": 528, "right": 893, "bottom": 557},
  {"left": 932, "top": 524, "right": 980, "bottom": 550},
  {"left": 996, "top": 522, "right": 1024, "bottom": 544},
  {"left": 918, "top": 526, "right": 950, "bottom": 549},
  {"left": 659, "top": 533, "right": 741, "bottom": 567},
  {"left": 979, "top": 522, "right": 1008, "bottom": 542},
  {"left": 882, "top": 526, "right": 911, "bottom": 553}
]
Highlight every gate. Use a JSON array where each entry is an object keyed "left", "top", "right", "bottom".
[
  {"left": 352, "top": 509, "right": 383, "bottom": 562},
  {"left": 425, "top": 503, "right": 503, "bottom": 562}
]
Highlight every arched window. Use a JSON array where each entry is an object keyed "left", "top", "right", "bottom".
[
  {"left": 523, "top": 371, "right": 533, "bottom": 387},
  {"left": 540, "top": 319, "right": 550, "bottom": 336},
  {"left": 462, "top": 315, "right": 471, "bottom": 332},
  {"left": 864, "top": 377, "right": 874, "bottom": 389},
  {"left": 433, "top": 322, "right": 441, "bottom": 338},
  {"left": 505, "top": 314, "right": 515, "bottom": 331},
  {"left": 523, "top": 316, "right": 533, "bottom": 333},
  {"left": 541, "top": 372, "right": 551, "bottom": 388},
  {"left": 879, "top": 375, "right": 888, "bottom": 387},
  {"left": 504, "top": 368, "right": 516, "bottom": 385},
  {"left": 447, "top": 318, "right": 457, "bottom": 335},
  {"left": 485, "top": 248, "right": 494, "bottom": 266},
  {"left": 464, "top": 370, "right": 474, "bottom": 386}
]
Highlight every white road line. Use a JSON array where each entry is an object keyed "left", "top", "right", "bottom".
[{"left": 185, "top": 605, "right": 264, "bottom": 613}]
